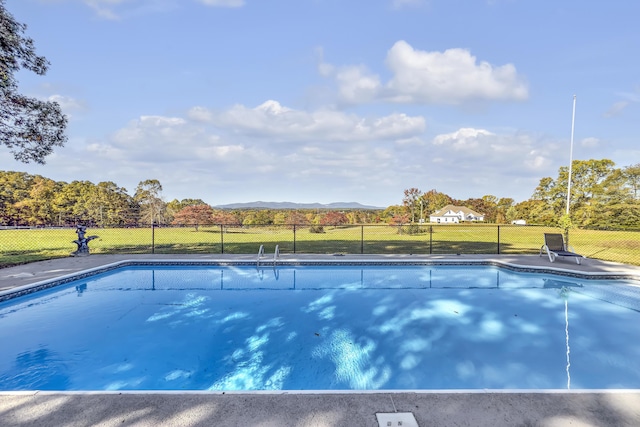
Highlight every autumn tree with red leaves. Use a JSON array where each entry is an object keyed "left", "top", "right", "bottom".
[
  {"left": 172, "top": 204, "right": 214, "bottom": 231},
  {"left": 319, "top": 211, "right": 348, "bottom": 228}
]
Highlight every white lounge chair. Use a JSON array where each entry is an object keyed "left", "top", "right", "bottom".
[{"left": 540, "top": 233, "right": 584, "bottom": 265}]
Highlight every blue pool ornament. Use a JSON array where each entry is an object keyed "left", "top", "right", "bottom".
[{"left": 71, "top": 224, "right": 99, "bottom": 256}]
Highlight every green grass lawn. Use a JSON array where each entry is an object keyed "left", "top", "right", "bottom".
[{"left": 1, "top": 224, "right": 639, "bottom": 267}]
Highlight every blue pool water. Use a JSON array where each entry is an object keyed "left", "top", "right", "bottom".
[{"left": 1, "top": 264, "right": 639, "bottom": 391}]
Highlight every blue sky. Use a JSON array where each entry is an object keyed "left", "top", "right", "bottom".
[{"left": 3, "top": 0, "right": 639, "bottom": 207}]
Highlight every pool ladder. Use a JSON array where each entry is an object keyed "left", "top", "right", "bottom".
[{"left": 257, "top": 244, "right": 280, "bottom": 266}]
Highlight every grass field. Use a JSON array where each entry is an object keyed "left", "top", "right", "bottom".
[{"left": 1, "top": 224, "right": 639, "bottom": 267}]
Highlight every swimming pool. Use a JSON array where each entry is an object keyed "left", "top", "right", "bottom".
[{"left": 1, "top": 263, "right": 639, "bottom": 391}]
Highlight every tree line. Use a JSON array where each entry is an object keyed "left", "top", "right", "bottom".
[
  {"left": 396, "top": 159, "right": 640, "bottom": 229},
  {"left": 0, "top": 173, "right": 381, "bottom": 228},
  {"left": 1, "top": 158, "right": 639, "bottom": 229}
]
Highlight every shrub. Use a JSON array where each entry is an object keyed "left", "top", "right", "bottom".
[
  {"left": 309, "top": 225, "right": 325, "bottom": 233},
  {"left": 402, "top": 224, "right": 425, "bottom": 235}
]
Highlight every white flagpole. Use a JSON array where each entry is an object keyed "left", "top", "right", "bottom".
[{"left": 565, "top": 95, "right": 577, "bottom": 216}]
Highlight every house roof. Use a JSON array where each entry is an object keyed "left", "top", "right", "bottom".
[{"left": 430, "top": 204, "right": 484, "bottom": 218}]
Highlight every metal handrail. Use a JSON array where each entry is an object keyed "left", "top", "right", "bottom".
[{"left": 257, "top": 244, "right": 265, "bottom": 266}]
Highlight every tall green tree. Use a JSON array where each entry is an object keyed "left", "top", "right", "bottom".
[
  {"left": 381, "top": 205, "right": 405, "bottom": 223},
  {"left": 420, "top": 189, "right": 453, "bottom": 217},
  {"left": 0, "top": 0, "right": 67, "bottom": 163},
  {"left": 242, "top": 209, "right": 274, "bottom": 226},
  {"left": 13, "top": 175, "right": 58, "bottom": 225},
  {"left": 134, "top": 179, "right": 166, "bottom": 225},
  {"left": 87, "top": 182, "right": 134, "bottom": 226},
  {"left": 495, "top": 197, "right": 514, "bottom": 224},
  {"left": 0, "top": 171, "right": 33, "bottom": 224},
  {"left": 623, "top": 163, "right": 640, "bottom": 200},
  {"left": 55, "top": 180, "right": 97, "bottom": 224},
  {"left": 529, "top": 176, "right": 562, "bottom": 224},
  {"left": 528, "top": 159, "right": 640, "bottom": 228},
  {"left": 402, "top": 187, "right": 422, "bottom": 222},
  {"left": 522, "top": 199, "right": 556, "bottom": 225},
  {"left": 455, "top": 197, "right": 495, "bottom": 222},
  {"left": 555, "top": 159, "right": 615, "bottom": 226}
]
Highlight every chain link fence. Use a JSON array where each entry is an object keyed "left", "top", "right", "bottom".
[{"left": 1, "top": 224, "right": 639, "bottom": 267}]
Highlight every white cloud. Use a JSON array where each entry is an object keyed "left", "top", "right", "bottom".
[
  {"left": 70, "top": 113, "right": 260, "bottom": 197},
  {"left": 395, "top": 136, "right": 426, "bottom": 146},
  {"left": 186, "top": 106, "right": 214, "bottom": 122},
  {"left": 400, "top": 127, "right": 565, "bottom": 200},
  {"left": 385, "top": 41, "right": 528, "bottom": 104},
  {"left": 39, "top": 0, "right": 180, "bottom": 20},
  {"left": 18, "top": 101, "right": 427, "bottom": 204},
  {"left": 431, "top": 127, "right": 557, "bottom": 175},
  {"left": 316, "top": 48, "right": 380, "bottom": 103},
  {"left": 101, "top": 115, "right": 202, "bottom": 162},
  {"left": 82, "top": 0, "right": 137, "bottom": 20},
  {"left": 335, "top": 66, "right": 381, "bottom": 104},
  {"left": 581, "top": 137, "right": 600, "bottom": 148},
  {"left": 433, "top": 128, "right": 494, "bottom": 150},
  {"left": 604, "top": 87, "right": 639, "bottom": 118},
  {"left": 318, "top": 62, "right": 335, "bottom": 78},
  {"left": 190, "top": 100, "right": 426, "bottom": 142},
  {"left": 28, "top": 91, "right": 86, "bottom": 119},
  {"left": 391, "top": 0, "right": 425, "bottom": 9},
  {"left": 197, "top": 0, "right": 245, "bottom": 7},
  {"left": 315, "top": 46, "right": 335, "bottom": 77},
  {"left": 321, "top": 41, "right": 528, "bottom": 105},
  {"left": 48, "top": 95, "right": 86, "bottom": 115},
  {"left": 603, "top": 101, "right": 630, "bottom": 118},
  {"left": 0, "top": 108, "right": 574, "bottom": 205}
]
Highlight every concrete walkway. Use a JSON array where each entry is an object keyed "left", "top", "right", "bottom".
[
  {"left": 2, "top": 391, "right": 640, "bottom": 427},
  {"left": 1, "top": 254, "right": 640, "bottom": 427}
]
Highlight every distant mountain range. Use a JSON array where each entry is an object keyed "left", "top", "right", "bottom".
[{"left": 214, "top": 201, "right": 385, "bottom": 210}]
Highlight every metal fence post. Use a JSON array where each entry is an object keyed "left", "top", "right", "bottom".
[
  {"left": 220, "top": 224, "right": 224, "bottom": 254},
  {"left": 497, "top": 225, "right": 500, "bottom": 254},
  {"left": 361, "top": 225, "right": 364, "bottom": 254},
  {"left": 151, "top": 222, "right": 155, "bottom": 254},
  {"left": 429, "top": 225, "right": 433, "bottom": 254},
  {"left": 293, "top": 224, "right": 297, "bottom": 253}
]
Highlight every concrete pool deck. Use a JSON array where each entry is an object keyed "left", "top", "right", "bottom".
[{"left": 1, "top": 254, "right": 640, "bottom": 427}]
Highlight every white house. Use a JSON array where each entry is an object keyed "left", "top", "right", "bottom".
[{"left": 429, "top": 205, "right": 484, "bottom": 223}]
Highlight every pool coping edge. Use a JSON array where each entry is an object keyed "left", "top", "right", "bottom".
[{"left": 1, "top": 257, "right": 638, "bottom": 304}]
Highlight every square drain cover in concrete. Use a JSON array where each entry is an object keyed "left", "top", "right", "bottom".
[{"left": 376, "top": 412, "right": 419, "bottom": 427}]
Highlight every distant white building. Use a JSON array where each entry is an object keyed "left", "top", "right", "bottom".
[
  {"left": 429, "top": 205, "right": 484, "bottom": 223},
  {"left": 512, "top": 219, "right": 527, "bottom": 225}
]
